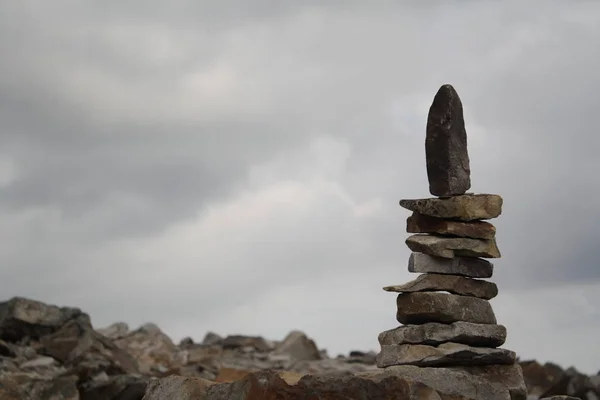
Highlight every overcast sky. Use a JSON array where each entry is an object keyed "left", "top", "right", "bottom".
[{"left": 1, "top": 1, "right": 599, "bottom": 374}]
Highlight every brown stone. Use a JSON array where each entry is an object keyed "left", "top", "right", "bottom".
[
  {"left": 407, "top": 211, "right": 496, "bottom": 239},
  {"left": 396, "top": 292, "right": 497, "bottom": 325},
  {"left": 384, "top": 273, "right": 498, "bottom": 299},
  {"left": 409, "top": 252, "right": 493, "bottom": 278},
  {"left": 377, "top": 342, "right": 516, "bottom": 368},
  {"left": 379, "top": 322, "right": 506, "bottom": 348},
  {"left": 399, "top": 194, "right": 503, "bottom": 221},
  {"left": 406, "top": 234, "right": 501, "bottom": 259},
  {"left": 142, "top": 375, "right": 216, "bottom": 400},
  {"left": 203, "top": 369, "right": 460, "bottom": 399},
  {"left": 360, "top": 364, "right": 527, "bottom": 400}
]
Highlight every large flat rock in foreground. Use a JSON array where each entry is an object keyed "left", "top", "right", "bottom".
[
  {"left": 384, "top": 273, "right": 498, "bottom": 299},
  {"left": 376, "top": 342, "right": 516, "bottom": 368},
  {"left": 407, "top": 211, "right": 496, "bottom": 239},
  {"left": 379, "top": 321, "right": 507, "bottom": 347},
  {"left": 425, "top": 84, "right": 471, "bottom": 197},
  {"left": 409, "top": 252, "right": 494, "bottom": 278},
  {"left": 400, "top": 194, "right": 503, "bottom": 221},
  {"left": 406, "top": 234, "right": 501, "bottom": 259},
  {"left": 359, "top": 364, "right": 527, "bottom": 400},
  {"left": 396, "top": 292, "right": 497, "bottom": 325}
]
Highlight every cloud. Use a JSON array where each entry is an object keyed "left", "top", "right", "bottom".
[{"left": 0, "top": 0, "right": 599, "bottom": 374}]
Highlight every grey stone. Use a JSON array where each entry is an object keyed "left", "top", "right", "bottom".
[
  {"left": 360, "top": 364, "right": 527, "bottom": 400},
  {"left": 396, "top": 292, "right": 497, "bottom": 325},
  {"left": 376, "top": 342, "right": 516, "bottom": 368},
  {"left": 425, "top": 84, "right": 471, "bottom": 197},
  {"left": 273, "top": 330, "right": 322, "bottom": 361},
  {"left": 384, "top": 273, "right": 498, "bottom": 299},
  {"left": 399, "top": 194, "right": 503, "bottom": 221},
  {"left": 378, "top": 322, "right": 507, "bottom": 348},
  {"left": 409, "top": 252, "right": 493, "bottom": 278},
  {"left": 406, "top": 234, "right": 501, "bottom": 259}
]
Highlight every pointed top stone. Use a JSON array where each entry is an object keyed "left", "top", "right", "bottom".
[{"left": 426, "top": 84, "right": 471, "bottom": 197}]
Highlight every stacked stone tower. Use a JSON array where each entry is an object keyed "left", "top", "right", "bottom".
[{"left": 375, "top": 85, "right": 527, "bottom": 399}]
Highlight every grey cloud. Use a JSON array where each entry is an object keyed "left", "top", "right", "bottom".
[{"left": 0, "top": 0, "right": 599, "bottom": 373}]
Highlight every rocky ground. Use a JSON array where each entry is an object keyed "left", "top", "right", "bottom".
[{"left": 0, "top": 297, "right": 597, "bottom": 399}]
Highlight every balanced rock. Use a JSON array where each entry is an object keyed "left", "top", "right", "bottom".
[
  {"left": 396, "top": 292, "right": 497, "bottom": 325},
  {"left": 406, "top": 234, "right": 501, "bottom": 259},
  {"left": 425, "top": 84, "right": 471, "bottom": 197},
  {"left": 377, "top": 342, "right": 516, "bottom": 368},
  {"left": 360, "top": 364, "right": 527, "bottom": 400},
  {"left": 409, "top": 252, "right": 493, "bottom": 278},
  {"left": 378, "top": 322, "right": 507, "bottom": 348},
  {"left": 399, "top": 194, "right": 503, "bottom": 221},
  {"left": 407, "top": 211, "right": 496, "bottom": 239},
  {"left": 384, "top": 273, "right": 498, "bottom": 300}
]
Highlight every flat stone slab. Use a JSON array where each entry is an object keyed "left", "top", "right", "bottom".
[
  {"left": 384, "top": 273, "right": 498, "bottom": 300},
  {"left": 406, "top": 234, "right": 501, "bottom": 259},
  {"left": 425, "top": 84, "right": 471, "bottom": 197},
  {"left": 378, "top": 322, "right": 507, "bottom": 347},
  {"left": 359, "top": 364, "right": 527, "bottom": 400},
  {"left": 400, "top": 194, "right": 503, "bottom": 221},
  {"left": 396, "top": 292, "right": 497, "bottom": 325},
  {"left": 407, "top": 211, "right": 496, "bottom": 239},
  {"left": 376, "top": 342, "right": 516, "bottom": 368},
  {"left": 408, "top": 252, "right": 493, "bottom": 278}
]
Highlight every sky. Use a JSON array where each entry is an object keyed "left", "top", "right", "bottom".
[{"left": 0, "top": 1, "right": 599, "bottom": 374}]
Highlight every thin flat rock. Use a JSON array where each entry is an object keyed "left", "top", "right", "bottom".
[
  {"left": 425, "top": 84, "right": 471, "bottom": 197},
  {"left": 406, "top": 234, "right": 500, "bottom": 259},
  {"left": 407, "top": 211, "right": 496, "bottom": 239},
  {"left": 399, "top": 194, "right": 503, "bottom": 221},
  {"left": 378, "top": 322, "right": 507, "bottom": 347},
  {"left": 408, "top": 252, "right": 493, "bottom": 278},
  {"left": 376, "top": 342, "right": 516, "bottom": 368},
  {"left": 396, "top": 292, "right": 497, "bottom": 325},
  {"left": 383, "top": 273, "right": 498, "bottom": 299}
]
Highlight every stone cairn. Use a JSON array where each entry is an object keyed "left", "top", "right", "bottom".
[{"left": 376, "top": 85, "right": 526, "bottom": 396}]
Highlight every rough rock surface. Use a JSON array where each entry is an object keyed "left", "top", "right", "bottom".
[
  {"left": 384, "top": 273, "right": 498, "bottom": 299},
  {"left": 273, "top": 330, "right": 322, "bottom": 362},
  {"left": 406, "top": 234, "right": 501, "bottom": 259},
  {"left": 408, "top": 252, "right": 494, "bottom": 278},
  {"left": 425, "top": 84, "right": 471, "bottom": 197},
  {"left": 399, "top": 194, "right": 503, "bottom": 221},
  {"left": 396, "top": 292, "right": 497, "bottom": 325},
  {"left": 378, "top": 322, "right": 507, "bottom": 348},
  {"left": 407, "top": 211, "right": 496, "bottom": 239},
  {"left": 376, "top": 342, "right": 516, "bottom": 368},
  {"left": 361, "top": 364, "right": 528, "bottom": 400},
  {"left": 0, "top": 296, "right": 595, "bottom": 399}
]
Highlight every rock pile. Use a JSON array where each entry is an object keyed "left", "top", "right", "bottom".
[
  {"left": 374, "top": 84, "right": 527, "bottom": 399},
  {"left": 0, "top": 296, "right": 598, "bottom": 398}
]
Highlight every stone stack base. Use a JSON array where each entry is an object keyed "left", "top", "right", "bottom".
[{"left": 376, "top": 194, "right": 527, "bottom": 400}]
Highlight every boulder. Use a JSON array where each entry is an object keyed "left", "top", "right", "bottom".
[
  {"left": 203, "top": 369, "right": 453, "bottom": 399},
  {"left": 407, "top": 211, "right": 496, "bottom": 239},
  {"left": 114, "top": 323, "right": 179, "bottom": 375},
  {"left": 384, "top": 273, "right": 498, "bottom": 300},
  {"left": 201, "top": 332, "right": 223, "bottom": 346},
  {"left": 425, "top": 84, "right": 471, "bottom": 197},
  {"left": 376, "top": 342, "right": 516, "bottom": 368},
  {"left": 406, "top": 234, "right": 501, "bottom": 259},
  {"left": 142, "top": 375, "right": 216, "bottom": 400},
  {"left": 399, "top": 194, "right": 503, "bottom": 221},
  {"left": 273, "top": 331, "right": 322, "bottom": 362},
  {"left": 96, "top": 322, "right": 130, "bottom": 340},
  {"left": 360, "top": 364, "right": 527, "bottom": 400},
  {"left": 396, "top": 292, "right": 497, "bottom": 325},
  {"left": 378, "top": 322, "right": 507, "bottom": 348},
  {"left": 409, "top": 252, "right": 493, "bottom": 278},
  {"left": 221, "top": 335, "right": 272, "bottom": 352},
  {"left": 0, "top": 297, "right": 87, "bottom": 343}
]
